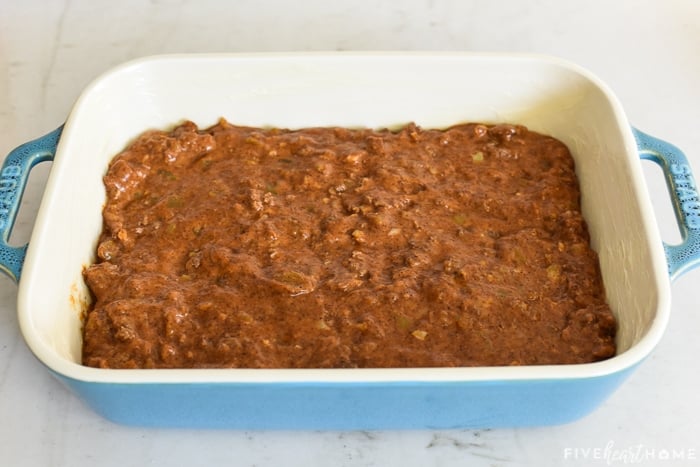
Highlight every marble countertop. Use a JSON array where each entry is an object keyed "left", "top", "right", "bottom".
[{"left": 1, "top": 1, "right": 699, "bottom": 466}]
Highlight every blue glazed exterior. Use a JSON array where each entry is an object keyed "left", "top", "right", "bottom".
[
  {"left": 0, "top": 126, "right": 63, "bottom": 282},
  {"left": 51, "top": 367, "right": 636, "bottom": 429}
]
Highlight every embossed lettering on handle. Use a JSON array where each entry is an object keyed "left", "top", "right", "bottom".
[
  {"left": 0, "top": 165, "right": 24, "bottom": 230},
  {"left": 669, "top": 163, "right": 700, "bottom": 229}
]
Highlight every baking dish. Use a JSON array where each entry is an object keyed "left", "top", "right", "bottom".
[{"left": 1, "top": 53, "right": 699, "bottom": 429}]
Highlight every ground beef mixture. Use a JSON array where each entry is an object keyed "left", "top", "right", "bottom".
[{"left": 82, "top": 119, "right": 616, "bottom": 369}]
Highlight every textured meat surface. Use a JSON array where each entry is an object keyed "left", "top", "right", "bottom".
[{"left": 82, "top": 120, "right": 616, "bottom": 368}]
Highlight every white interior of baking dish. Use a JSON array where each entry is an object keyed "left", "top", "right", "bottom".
[{"left": 17, "top": 53, "right": 671, "bottom": 383}]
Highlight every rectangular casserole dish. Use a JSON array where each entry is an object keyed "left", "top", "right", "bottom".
[{"left": 2, "top": 52, "right": 699, "bottom": 429}]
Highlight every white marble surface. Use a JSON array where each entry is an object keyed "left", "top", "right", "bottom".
[{"left": 1, "top": 1, "right": 699, "bottom": 466}]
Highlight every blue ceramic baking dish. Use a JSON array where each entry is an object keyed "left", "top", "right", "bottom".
[{"left": 1, "top": 53, "right": 698, "bottom": 429}]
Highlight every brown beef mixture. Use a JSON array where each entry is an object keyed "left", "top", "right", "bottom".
[{"left": 82, "top": 120, "right": 616, "bottom": 369}]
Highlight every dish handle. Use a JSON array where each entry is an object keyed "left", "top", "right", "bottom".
[
  {"left": 0, "top": 126, "right": 63, "bottom": 282},
  {"left": 634, "top": 128, "right": 700, "bottom": 281}
]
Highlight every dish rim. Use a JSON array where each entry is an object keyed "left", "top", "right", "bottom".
[{"left": 17, "top": 51, "right": 672, "bottom": 385}]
